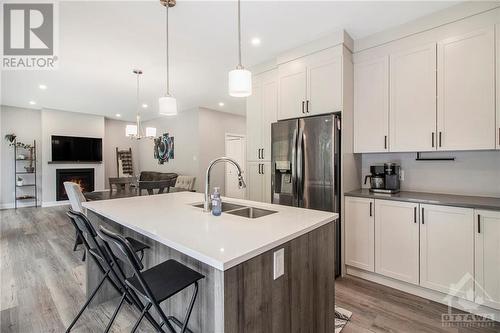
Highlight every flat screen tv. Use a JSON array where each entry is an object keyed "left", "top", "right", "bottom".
[{"left": 51, "top": 135, "right": 102, "bottom": 162}]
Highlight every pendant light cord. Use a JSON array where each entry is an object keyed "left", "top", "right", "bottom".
[
  {"left": 165, "top": 3, "right": 170, "bottom": 95},
  {"left": 237, "top": 0, "right": 242, "bottom": 68}
]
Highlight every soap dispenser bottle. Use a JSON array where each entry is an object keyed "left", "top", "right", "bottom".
[{"left": 211, "top": 187, "right": 222, "bottom": 216}]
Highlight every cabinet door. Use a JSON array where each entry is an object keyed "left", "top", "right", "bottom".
[
  {"left": 375, "top": 200, "right": 419, "bottom": 284},
  {"left": 345, "top": 197, "right": 375, "bottom": 272},
  {"left": 390, "top": 44, "right": 437, "bottom": 152},
  {"left": 246, "top": 162, "right": 263, "bottom": 202},
  {"left": 354, "top": 57, "right": 389, "bottom": 153},
  {"left": 246, "top": 81, "right": 263, "bottom": 161},
  {"left": 437, "top": 27, "right": 495, "bottom": 151},
  {"left": 278, "top": 60, "right": 307, "bottom": 120},
  {"left": 261, "top": 73, "right": 277, "bottom": 161},
  {"left": 261, "top": 162, "right": 271, "bottom": 203},
  {"left": 420, "top": 204, "right": 474, "bottom": 300},
  {"left": 475, "top": 210, "right": 500, "bottom": 310},
  {"left": 496, "top": 25, "right": 500, "bottom": 150},
  {"left": 306, "top": 52, "right": 342, "bottom": 115}
]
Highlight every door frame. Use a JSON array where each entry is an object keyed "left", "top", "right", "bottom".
[{"left": 224, "top": 133, "right": 246, "bottom": 198}]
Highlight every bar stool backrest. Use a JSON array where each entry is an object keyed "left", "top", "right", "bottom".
[
  {"left": 98, "top": 226, "right": 144, "bottom": 272},
  {"left": 66, "top": 210, "right": 108, "bottom": 264}
]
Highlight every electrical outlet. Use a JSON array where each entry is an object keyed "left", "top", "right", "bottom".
[
  {"left": 273, "top": 248, "right": 284, "bottom": 280},
  {"left": 399, "top": 170, "right": 405, "bottom": 181}
]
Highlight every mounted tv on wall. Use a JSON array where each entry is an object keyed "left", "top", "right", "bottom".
[{"left": 51, "top": 135, "right": 102, "bottom": 162}]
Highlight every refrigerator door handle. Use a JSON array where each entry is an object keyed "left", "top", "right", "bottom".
[
  {"left": 296, "top": 127, "right": 304, "bottom": 206},
  {"left": 291, "top": 128, "right": 298, "bottom": 201}
]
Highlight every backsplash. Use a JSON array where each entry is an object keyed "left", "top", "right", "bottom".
[{"left": 361, "top": 151, "right": 500, "bottom": 198}]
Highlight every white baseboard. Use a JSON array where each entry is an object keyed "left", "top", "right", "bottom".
[{"left": 346, "top": 266, "right": 500, "bottom": 322}]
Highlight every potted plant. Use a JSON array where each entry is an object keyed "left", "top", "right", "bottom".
[{"left": 16, "top": 176, "right": 24, "bottom": 186}]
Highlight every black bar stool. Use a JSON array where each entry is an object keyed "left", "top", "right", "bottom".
[
  {"left": 98, "top": 226, "right": 204, "bottom": 333},
  {"left": 65, "top": 210, "right": 156, "bottom": 333}
]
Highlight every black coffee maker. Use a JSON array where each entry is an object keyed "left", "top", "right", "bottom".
[{"left": 365, "top": 163, "right": 400, "bottom": 194}]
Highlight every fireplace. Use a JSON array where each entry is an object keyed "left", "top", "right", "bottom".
[{"left": 56, "top": 168, "right": 95, "bottom": 201}]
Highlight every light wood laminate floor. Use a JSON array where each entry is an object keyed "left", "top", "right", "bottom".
[{"left": 1, "top": 206, "right": 499, "bottom": 333}]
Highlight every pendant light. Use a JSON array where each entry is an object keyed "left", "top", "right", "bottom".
[
  {"left": 228, "top": 0, "right": 252, "bottom": 97},
  {"left": 158, "top": 0, "right": 178, "bottom": 116},
  {"left": 126, "top": 69, "right": 157, "bottom": 139}
]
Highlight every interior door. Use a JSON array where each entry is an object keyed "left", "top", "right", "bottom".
[
  {"left": 420, "top": 204, "right": 474, "bottom": 300},
  {"left": 475, "top": 210, "right": 500, "bottom": 310},
  {"left": 225, "top": 135, "right": 246, "bottom": 199},
  {"left": 354, "top": 56, "right": 389, "bottom": 152},
  {"left": 437, "top": 27, "right": 495, "bottom": 151},
  {"left": 278, "top": 60, "right": 307, "bottom": 120},
  {"left": 375, "top": 200, "right": 419, "bottom": 285},
  {"left": 390, "top": 44, "right": 437, "bottom": 152},
  {"left": 299, "top": 115, "right": 336, "bottom": 212},
  {"left": 306, "top": 53, "right": 342, "bottom": 115}
]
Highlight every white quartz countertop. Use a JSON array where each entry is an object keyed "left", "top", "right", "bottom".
[{"left": 83, "top": 192, "right": 337, "bottom": 271}]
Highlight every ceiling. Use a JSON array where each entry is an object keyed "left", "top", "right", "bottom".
[{"left": 1, "top": 1, "right": 459, "bottom": 121}]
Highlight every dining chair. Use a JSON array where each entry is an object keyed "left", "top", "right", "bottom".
[{"left": 64, "top": 181, "right": 87, "bottom": 260}]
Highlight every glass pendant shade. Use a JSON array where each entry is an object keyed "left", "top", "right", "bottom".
[
  {"left": 145, "top": 127, "right": 157, "bottom": 138},
  {"left": 159, "top": 95, "right": 178, "bottom": 116},
  {"left": 126, "top": 124, "right": 138, "bottom": 137},
  {"left": 229, "top": 68, "right": 252, "bottom": 97}
]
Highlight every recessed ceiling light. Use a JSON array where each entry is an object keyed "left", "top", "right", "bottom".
[
  {"left": 142, "top": 103, "right": 148, "bottom": 109},
  {"left": 29, "top": 101, "right": 36, "bottom": 105},
  {"left": 251, "top": 37, "right": 261, "bottom": 46},
  {"left": 218, "top": 102, "right": 225, "bottom": 107},
  {"left": 39, "top": 84, "right": 47, "bottom": 90},
  {"left": 115, "top": 113, "right": 121, "bottom": 117}
]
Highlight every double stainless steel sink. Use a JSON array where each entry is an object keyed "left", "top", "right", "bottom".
[{"left": 191, "top": 202, "right": 277, "bottom": 219}]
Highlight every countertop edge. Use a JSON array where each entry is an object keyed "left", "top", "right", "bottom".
[
  {"left": 86, "top": 205, "right": 338, "bottom": 271},
  {"left": 345, "top": 190, "right": 500, "bottom": 211}
]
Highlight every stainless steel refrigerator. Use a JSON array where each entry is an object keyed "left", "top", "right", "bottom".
[{"left": 271, "top": 113, "right": 341, "bottom": 276}]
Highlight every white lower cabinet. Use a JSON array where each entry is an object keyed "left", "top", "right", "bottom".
[
  {"left": 246, "top": 162, "right": 271, "bottom": 203},
  {"left": 375, "top": 200, "right": 419, "bottom": 284},
  {"left": 345, "top": 197, "right": 375, "bottom": 272},
  {"left": 419, "top": 204, "right": 474, "bottom": 301},
  {"left": 475, "top": 210, "right": 500, "bottom": 310}
]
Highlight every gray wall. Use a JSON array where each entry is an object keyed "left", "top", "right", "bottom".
[
  {"left": 104, "top": 118, "right": 139, "bottom": 187},
  {"left": 361, "top": 151, "right": 500, "bottom": 197}
]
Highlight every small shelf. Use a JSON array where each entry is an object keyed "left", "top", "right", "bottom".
[
  {"left": 16, "top": 196, "right": 36, "bottom": 200},
  {"left": 16, "top": 171, "right": 35, "bottom": 174},
  {"left": 16, "top": 159, "right": 36, "bottom": 161},
  {"left": 16, "top": 184, "right": 36, "bottom": 187}
]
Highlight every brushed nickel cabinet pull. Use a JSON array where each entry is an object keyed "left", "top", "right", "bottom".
[
  {"left": 301, "top": 101, "right": 305, "bottom": 114},
  {"left": 306, "top": 100, "right": 310, "bottom": 113}
]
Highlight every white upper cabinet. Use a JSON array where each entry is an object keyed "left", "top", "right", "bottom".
[
  {"left": 354, "top": 56, "right": 389, "bottom": 153},
  {"left": 475, "top": 210, "right": 500, "bottom": 310},
  {"left": 306, "top": 50, "right": 343, "bottom": 115},
  {"left": 278, "top": 60, "right": 307, "bottom": 120},
  {"left": 419, "top": 204, "right": 474, "bottom": 301},
  {"left": 496, "top": 24, "right": 500, "bottom": 150},
  {"left": 437, "top": 27, "right": 496, "bottom": 151},
  {"left": 246, "top": 70, "right": 277, "bottom": 162},
  {"left": 278, "top": 47, "right": 343, "bottom": 120},
  {"left": 390, "top": 44, "right": 437, "bottom": 152},
  {"left": 375, "top": 200, "right": 419, "bottom": 285},
  {"left": 345, "top": 196, "right": 375, "bottom": 272}
]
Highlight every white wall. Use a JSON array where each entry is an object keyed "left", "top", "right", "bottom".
[
  {"left": 361, "top": 151, "right": 500, "bottom": 197},
  {"left": 0, "top": 106, "right": 42, "bottom": 208},
  {"left": 139, "top": 108, "right": 200, "bottom": 187},
  {"left": 104, "top": 118, "right": 139, "bottom": 188},
  {"left": 41, "top": 109, "right": 106, "bottom": 205},
  {"left": 197, "top": 108, "right": 246, "bottom": 195}
]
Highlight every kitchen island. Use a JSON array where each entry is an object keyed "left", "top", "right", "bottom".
[{"left": 83, "top": 191, "right": 338, "bottom": 333}]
